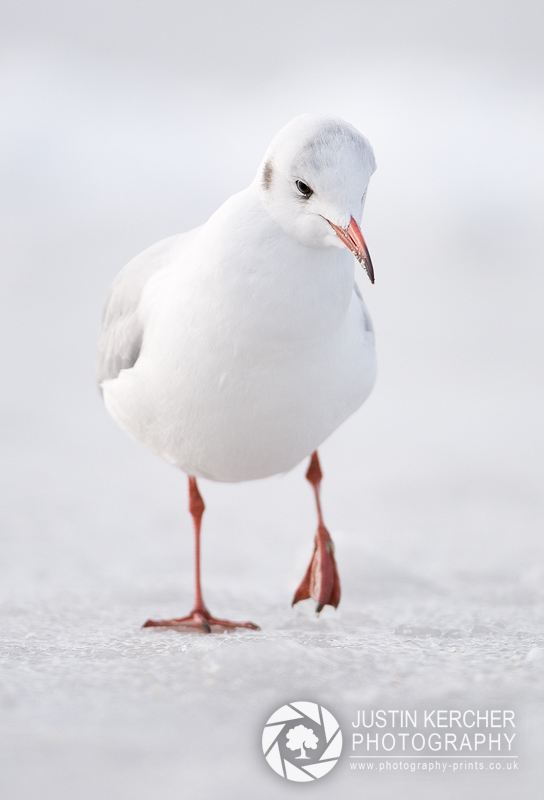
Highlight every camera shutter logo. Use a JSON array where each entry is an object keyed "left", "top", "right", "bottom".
[{"left": 262, "top": 702, "right": 343, "bottom": 781}]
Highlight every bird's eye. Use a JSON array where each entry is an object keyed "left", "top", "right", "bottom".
[{"left": 295, "top": 180, "right": 313, "bottom": 198}]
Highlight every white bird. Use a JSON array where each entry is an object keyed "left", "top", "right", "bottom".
[{"left": 98, "top": 114, "right": 377, "bottom": 632}]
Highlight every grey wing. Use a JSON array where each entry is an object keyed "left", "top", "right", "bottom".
[
  {"left": 354, "top": 281, "right": 374, "bottom": 333},
  {"left": 97, "top": 235, "right": 180, "bottom": 386}
]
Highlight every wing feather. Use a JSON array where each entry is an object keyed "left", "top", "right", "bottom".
[{"left": 97, "top": 235, "right": 180, "bottom": 386}]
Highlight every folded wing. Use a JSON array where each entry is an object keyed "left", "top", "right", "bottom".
[{"left": 97, "top": 235, "right": 180, "bottom": 387}]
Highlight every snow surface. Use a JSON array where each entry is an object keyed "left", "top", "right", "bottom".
[{"left": 1, "top": 3, "right": 544, "bottom": 798}]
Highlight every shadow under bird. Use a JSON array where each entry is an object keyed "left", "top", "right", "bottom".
[{"left": 98, "top": 114, "right": 377, "bottom": 632}]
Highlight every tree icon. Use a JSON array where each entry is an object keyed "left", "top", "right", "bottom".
[{"left": 286, "top": 724, "right": 319, "bottom": 759}]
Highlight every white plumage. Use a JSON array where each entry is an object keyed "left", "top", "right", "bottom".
[{"left": 98, "top": 114, "right": 377, "bottom": 483}]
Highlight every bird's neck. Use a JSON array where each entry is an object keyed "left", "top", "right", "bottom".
[{"left": 196, "top": 187, "right": 356, "bottom": 342}]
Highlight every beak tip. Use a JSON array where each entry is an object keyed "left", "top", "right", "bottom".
[
  {"left": 328, "top": 217, "right": 375, "bottom": 282},
  {"left": 357, "top": 254, "right": 374, "bottom": 284}
]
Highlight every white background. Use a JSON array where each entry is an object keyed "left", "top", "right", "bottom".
[{"left": 1, "top": 1, "right": 543, "bottom": 797}]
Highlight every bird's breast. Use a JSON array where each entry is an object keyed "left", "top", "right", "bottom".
[{"left": 104, "top": 216, "right": 375, "bottom": 481}]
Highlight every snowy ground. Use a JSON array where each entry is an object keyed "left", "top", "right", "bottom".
[
  {"left": 1, "top": 537, "right": 544, "bottom": 799},
  {"left": 1, "top": 2, "right": 544, "bottom": 798}
]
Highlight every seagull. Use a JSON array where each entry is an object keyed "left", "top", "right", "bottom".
[{"left": 98, "top": 114, "right": 377, "bottom": 632}]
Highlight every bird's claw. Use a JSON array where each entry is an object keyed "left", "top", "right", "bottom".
[
  {"left": 292, "top": 525, "right": 341, "bottom": 612},
  {"left": 142, "top": 608, "right": 260, "bottom": 633}
]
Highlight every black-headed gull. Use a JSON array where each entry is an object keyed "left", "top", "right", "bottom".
[{"left": 98, "top": 114, "right": 377, "bottom": 632}]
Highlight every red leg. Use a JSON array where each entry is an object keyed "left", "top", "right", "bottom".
[
  {"left": 292, "top": 451, "right": 341, "bottom": 614},
  {"left": 142, "top": 477, "right": 260, "bottom": 633}
]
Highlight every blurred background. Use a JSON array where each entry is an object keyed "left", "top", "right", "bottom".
[{"left": 0, "top": 2, "right": 543, "bottom": 799}]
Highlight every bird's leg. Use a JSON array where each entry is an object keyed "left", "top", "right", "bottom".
[
  {"left": 142, "top": 477, "right": 260, "bottom": 633},
  {"left": 292, "top": 451, "right": 341, "bottom": 614},
  {"left": 189, "top": 476, "right": 208, "bottom": 618}
]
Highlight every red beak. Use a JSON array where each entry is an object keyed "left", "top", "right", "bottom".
[{"left": 327, "top": 217, "right": 374, "bottom": 284}]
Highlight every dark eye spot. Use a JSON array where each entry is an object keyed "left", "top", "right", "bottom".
[
  {"left": 295, "top": 180, "right": 313, "bottom": 198},
  {"left": 262, "top": 161, "right": 273, "bottom": 190}
]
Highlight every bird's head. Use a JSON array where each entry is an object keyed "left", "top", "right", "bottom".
[{"left": 258, "top": 114, "right": 376, "bottom": 282}]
